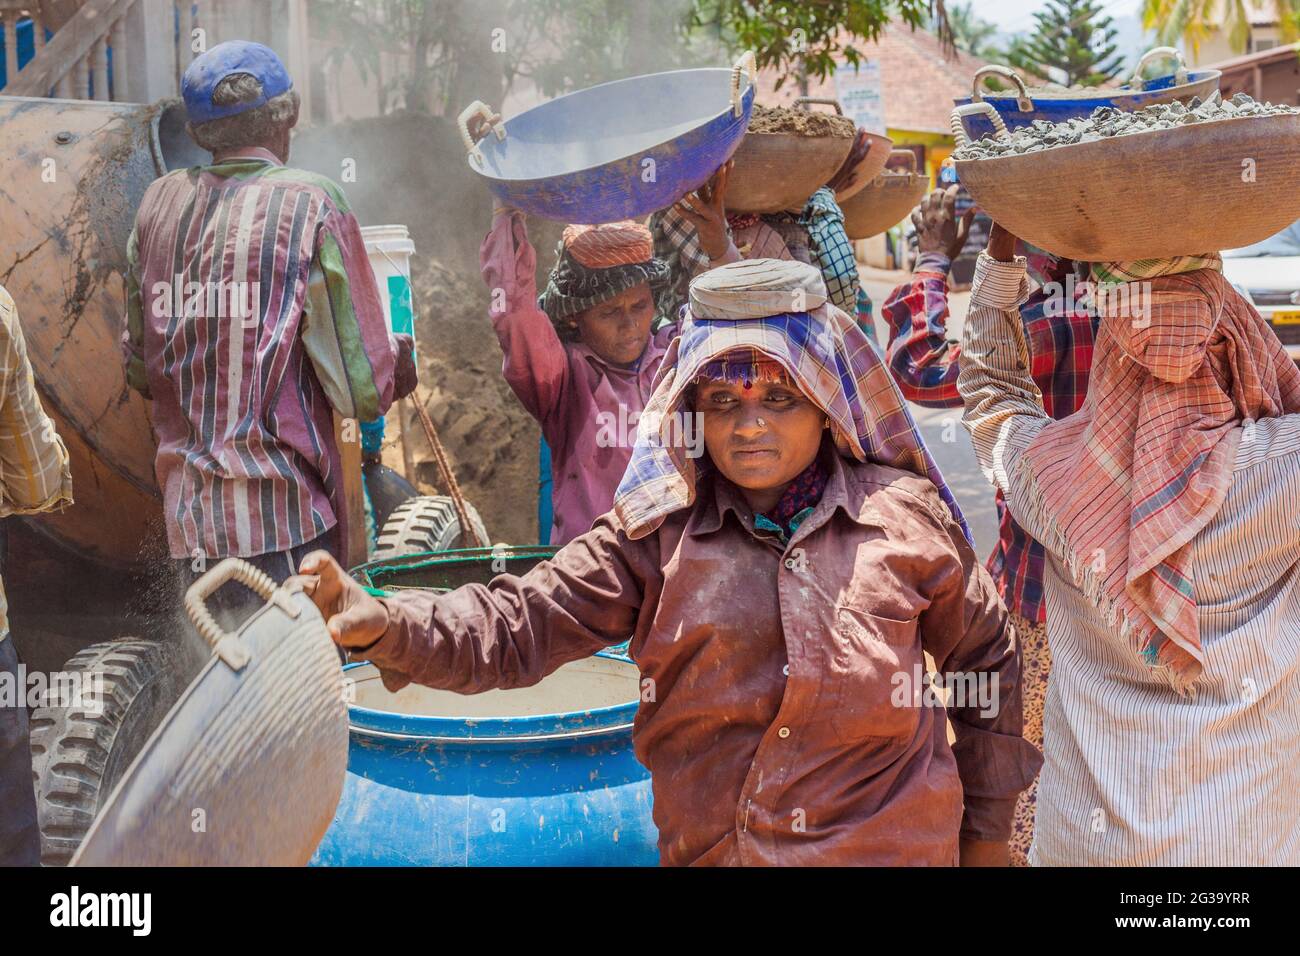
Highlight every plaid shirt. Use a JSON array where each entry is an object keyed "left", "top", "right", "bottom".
[
  {"left": 649, "top": 187, "right": 860, "bottom": 318},
  {"left": 880, "top": 252, "right": 1097, "bottom": 623},
  {"left": 0, "top": 286, "right": 74, "bottom": 640}
]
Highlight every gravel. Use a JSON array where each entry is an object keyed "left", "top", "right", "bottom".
[{"left": 954, "top": 91, "right": 1300, "bottom": 160}]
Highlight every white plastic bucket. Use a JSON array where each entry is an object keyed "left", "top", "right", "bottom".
[{"left": 360, "top": 224, "right": 416, "bottom": 351}]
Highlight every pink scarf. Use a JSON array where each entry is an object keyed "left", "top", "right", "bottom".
[{"left": 1019, "top": 268, "right": 1300, "bottom": 693}]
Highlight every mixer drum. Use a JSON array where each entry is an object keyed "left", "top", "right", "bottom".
[{"left": 0, "top": 95, "right": 206, "bottom": 569}]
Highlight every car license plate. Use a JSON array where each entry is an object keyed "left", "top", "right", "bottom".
[{"left": 1273, "top": 310, "right": 1300, "bottom": 325}]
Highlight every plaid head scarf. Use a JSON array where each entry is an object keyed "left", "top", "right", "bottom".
[
  {"left": 1018, "top": 257, "right": 1300, "bottom": 694},
  {"left": 613, "top": 258, "right": 970, "bottom": 542}
]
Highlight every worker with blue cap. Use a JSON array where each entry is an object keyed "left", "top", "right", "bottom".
[{"left": 122, "top": 40, "right": 418, "bottom": 605}]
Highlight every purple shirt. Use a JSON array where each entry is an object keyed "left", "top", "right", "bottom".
[{"left": 481, "top": 211, "right": 676, "bottom": 545}]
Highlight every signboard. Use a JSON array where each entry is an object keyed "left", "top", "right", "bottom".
[{"left": 833, "top": 61, "right": 885, "bottom": 136}]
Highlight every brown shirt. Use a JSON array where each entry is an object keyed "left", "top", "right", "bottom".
[{"left": 366, "top": 451, "right": 1040, "bottom": 865}]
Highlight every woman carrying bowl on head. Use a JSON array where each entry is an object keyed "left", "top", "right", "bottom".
[
  {"left": 479, "top": 207, "right": 675, "bottom": 547},
  {"left": 296, "top": 259, "right": 1040, "bottom": 866},
  {"left": 958, "top": 222, "right": 1300, "bottom": 865}
]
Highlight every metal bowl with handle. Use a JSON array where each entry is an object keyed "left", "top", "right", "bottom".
[
  {"left": 71, "top": 560, "right": 349, "bottom": 866},
  {"left": 725, "top": 96, "right": 857, "bottom": 214},
  {"left": 951, "top": 101, "right": 1300, "bottom": 261},
  {"left": 841, "top": 150, "right": 930, "bottom": 241},
  {"left": 460, "top": 53, "right": 756, "bottom": 224},
  {"left": 953, "top": 48, "right": 1222, "bottom": 143},
  {"left": 831, "top": 127, "right": 895, "bottom": 203}
]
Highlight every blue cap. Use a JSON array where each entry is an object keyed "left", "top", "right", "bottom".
[{"left": 182, "top": 41, "right": 293, "bottom": 125}]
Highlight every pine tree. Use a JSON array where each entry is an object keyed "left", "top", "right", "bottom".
[{"left": 1005, "top": 0, "right": 1125, "bottom": 88}]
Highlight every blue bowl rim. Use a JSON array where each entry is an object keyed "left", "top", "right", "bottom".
[
  {"left": 953, "top": 68, "right": 1222, "bottom": 108},
  {"left": 342, "top": 650, "right": 640, "bottom": 743},
  {"left": 470, "top": 65, "right": 755, "bottom": 184}
]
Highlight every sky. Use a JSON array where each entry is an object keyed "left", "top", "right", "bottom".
[{"left": 976, "top": 0, "right": 1145, "bottom": 33}]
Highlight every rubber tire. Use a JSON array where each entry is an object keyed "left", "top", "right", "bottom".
[
  {"left": 28, "top": 638, "right": 178, "bottom": 866},
  {"left": 361, "top": 460, "right": 420, "bottom": 533},
  {"left": 371, "top": 495, "right": 491, "bottom": 558}
]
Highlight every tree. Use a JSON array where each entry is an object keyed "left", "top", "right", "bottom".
[
  {"left": 1141, "top": 0, "right": 1300, "bottom": 58},
  {"left": 1005, "top": 0, "right": 1125, "bottom": 87},
  {"left": 942, "top": 1, "right": 998, "bottom": 58},
  {"left": 312, "top": 0, "right": 955, "bottom": 114},
  {"left": 690, "top": 0, "right": 952, "bottom": 90}
]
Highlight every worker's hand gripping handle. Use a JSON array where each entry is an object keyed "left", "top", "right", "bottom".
[
  {"left": 458, "top": 100, "right": 506, "bottom": 168},
  {"left": 185, "top": 558, "right": 302, "bottom": 671}
]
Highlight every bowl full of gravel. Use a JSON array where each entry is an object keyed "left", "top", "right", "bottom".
[
  {"left": 726, "top": 101, "right": 858, "bottom": 214},
  {"left": 950, "top": 91, "right": 1300, "bottom": 261}
]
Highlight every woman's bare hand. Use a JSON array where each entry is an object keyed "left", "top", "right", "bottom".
[
  {"left": 673, "top": 160, "right": 733, "bottom": 260},
  {"left": 293, "top": 551, "right": 390, "bottom": 650}
]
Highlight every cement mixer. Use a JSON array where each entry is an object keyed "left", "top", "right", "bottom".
[{"left": 0, "top": 93, "right": 487, "bottom": 864}]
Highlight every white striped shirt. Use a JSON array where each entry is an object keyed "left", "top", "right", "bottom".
[{"left": 959, "top": 253, "right": 1300, "bottom": 865}]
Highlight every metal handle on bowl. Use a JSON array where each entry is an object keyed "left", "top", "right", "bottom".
[
  {"left": 1129, "top": 46, "right": 1188, "bottom": 91},
  {"left": 457, "top": 100, "right": 506, "bottom": 168},
  {"left": 971, "top": 65, "right": 1033, "bottom": 113},
  {"left": 731, "top": 50, "right": 757, "bottom": 118},
  {"left": 184, "top": 558, "right": 302, "bottom": 671},
  {"left": 793, "top": 96, "right": 843, "bottom": 115},
  {"left": 949, "top": 102, "right": 1009, "bottom": 149}
]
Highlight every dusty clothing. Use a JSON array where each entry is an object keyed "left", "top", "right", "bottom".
[
  {"left": 0, "top": 287, "right": 74, "bottom": 641},
  {"left": 364, "top": 449, "right": 1039, "bottom": 865},
  {"left": 481, "top": 211, "right": 676, "bottom": 545},
  {"left": 0, "top": 637, "right": 38, "bottom": 864},
  {"left": 960, "top": 253, "right": 1300, "bottom": 865},
  {"left": 1018, "top": 263, "right": 1300, "bottom": 689},
  {"left": 1007, "top": 610, "right": 1049, "bottom": 868},
  {"left": 124, "top": 147, "right": 399, "bottom": 560},
  {"left": 615, "top": 259, "right": 970, "bottom": 544}
]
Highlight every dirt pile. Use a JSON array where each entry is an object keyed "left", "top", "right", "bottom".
[
  {"left": 748, "top": 104, "right": 857, "bottom": 138},
  {"left": 378, "top": 257, "right": 541, "bottom": 545}
]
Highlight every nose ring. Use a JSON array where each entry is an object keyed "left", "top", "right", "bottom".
[{"left": 756, "top": 417, "right": 767, "bottom": 427}]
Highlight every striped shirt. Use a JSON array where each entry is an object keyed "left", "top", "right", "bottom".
[
  {"left": 124, "top": 148, "right": 397, "bottom": 560},
  {"left": 959, "top": 254, "right": 1300, "bottom": 865},
  {"left": 0, "top": 286, "right": 74, "bottom": 640}
]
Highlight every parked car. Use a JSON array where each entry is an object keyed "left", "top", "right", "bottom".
[{"left": 1222, "top": 220, "right": 1300, "bottom": 362}]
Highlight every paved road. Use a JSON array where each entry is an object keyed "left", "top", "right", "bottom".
[{"left": 860, "top": 268, "right": 1000, "bottom": 561}]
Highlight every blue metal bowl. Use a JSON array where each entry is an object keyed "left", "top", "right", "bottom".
[
  {"left": 464, "top": 65, "right": 755, "bottom": 224},
  {"left": 954, "top": 63, "right": 1222, "bottom": 142}
]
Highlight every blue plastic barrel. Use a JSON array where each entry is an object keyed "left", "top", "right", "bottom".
[{"left": 311, "top": 652, "right": 656, "bottom": 866}]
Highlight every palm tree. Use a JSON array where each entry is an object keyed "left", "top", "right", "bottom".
[
  {"left": 943, "top": 1, "right": 998, "bottom": 57},
  {"left": 1142, "top": 0, "right": 1300, "bottom": 57}
]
